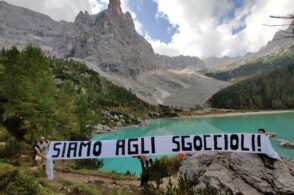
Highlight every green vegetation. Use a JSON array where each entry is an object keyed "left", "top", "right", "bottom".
[
  {"left": 0, "top": 163, "right": 41, "bottom": 195},
  {"left": 206, "top": 48, "right": 294, "bottom": 82},
  {"left": 0, "top": 45, "right": 177, "bottom": 194},
  {"left": 0, "top": 45, "right": 175, "bottom": 142},
  {"left": 0, "top": 162, "right": 138, "bottom": 195},
  {"left": 143, "top": 156, "right": 194, "bottom": 195},
  {"left": 149, "top": 156, "right": 182, "bottom": 188},
  {"left": 71, "top": 159, "right": 104, "bottom": 170},
  {"left": 144, "top": 173, "right": 194, "bottom": 195},
  {"left": 209, "top": 64, "right": 294, "bottom": 109}
]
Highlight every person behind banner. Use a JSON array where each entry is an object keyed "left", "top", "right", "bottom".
[
  {"left": 134, "top": 155, "right": 153, "bottom": 188},
  {"left": 258, "top": 129, "right": 277, "bottom": 169},
  {"left": 33, "top": 136, "right": 49, "bottom": 172}
]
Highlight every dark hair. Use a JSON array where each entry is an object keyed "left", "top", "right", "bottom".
[{"left": 258, "top": 128, "right": 266, "bottom": 133}]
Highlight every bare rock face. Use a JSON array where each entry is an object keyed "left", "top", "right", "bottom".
[
  {"left": 0, "top": 0, "right": 158, "bottom": 75},
  {"left": 180, "top": 152, "right": 294, "bottom": 195},
  {"left": 0, "top": 0, "right": 229, "bottom": 107},
  {"left": 108, "top": 0, "right": 123, "bottom": 15},
  {"left": 158, "top": 55, "right": 205, "bottom": 70}
]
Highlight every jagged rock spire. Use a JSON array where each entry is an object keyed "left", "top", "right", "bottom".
[{"left": 107, "top": 0, "right": 123, "bottom": 15}]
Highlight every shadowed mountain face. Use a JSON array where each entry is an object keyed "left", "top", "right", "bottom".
[{"left": 0, "top": 0, "right": 230, "bottom": 107}]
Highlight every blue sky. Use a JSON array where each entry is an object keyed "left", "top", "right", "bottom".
[
  {"left": 127, "top": 0, "right": 178, "bottom": 43},
  {"left": 130, "top": 0, "right": 292, "bottom": 58}
]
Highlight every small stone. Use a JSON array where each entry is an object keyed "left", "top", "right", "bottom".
[
  {"left": 116, "top": 121, "right": 122, "bottom": 127},
  {"left": 113, "top": 115, "right": 119, "bottom": 121}
]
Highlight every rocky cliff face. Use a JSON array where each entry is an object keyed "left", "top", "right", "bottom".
[
  {"left": 180, "top": 152, "right": 294, "bottom": 194},
  {"left": 158, "top": 55, "right": 205, "bottom": 70},
  {"left": 258, "top": 19, "right": 294, "bottom": 56},
  {"left": 0, "top": 0, "right": 229, "bottom": 107},
  {"left": 0, "top": 0, "right": 159, "bottom": 75}
]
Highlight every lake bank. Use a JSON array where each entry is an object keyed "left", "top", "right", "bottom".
[
  {"left": 94, "top": 110, "right": 294, "bottom": 135},
  {"left": 177, "top": 109, "right": 294, "bottom": 119}
]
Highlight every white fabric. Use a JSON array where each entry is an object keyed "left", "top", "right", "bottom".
[
  {"left": 47, "top": 133, "right": 280, "bottom": 160},
  {"left": 46, "top": 159, "right": 54, "bottom": 180}
]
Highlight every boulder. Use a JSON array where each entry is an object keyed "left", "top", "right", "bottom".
[
  {"left": 113, "top": 115, "right": 119, "bottom": 121},
  {"left": 116, "top": 122, "right": 122, "bottom": 128},
  {"left": 179, "top": 152, "right": 294, "bottom": 195},
  {"left": 278, "top": 139, "right": 294, "bottom": 148},
  {"left": 103, "top": 125, "right": 112, "bottom": 132},
  {"left": 102, "top": 110, "right": 111, "bottom": 117},
  {"left": 93, "top": 124, "right": 113, "bottom": 134},
  {"left": 94, "top": 124, "right": 104, "bottom": 130}
]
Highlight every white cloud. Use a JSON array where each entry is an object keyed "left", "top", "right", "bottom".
[
  {"left": 4, "top": 0, "right": 96, "bottom": 21},
  {"left": 89, "top": 0, "right": 105, "bottom": 14},
  {"left": 151, "top": 0, "right": 293, "bottom": 58}
]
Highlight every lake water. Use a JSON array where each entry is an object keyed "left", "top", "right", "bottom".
[{"left": 92, "top": 112, "right": 294, "bottom": 176}]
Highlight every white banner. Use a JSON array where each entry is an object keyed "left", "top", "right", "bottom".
[{"left": 47, "top": 133, "right": 280, "bottom": 160}]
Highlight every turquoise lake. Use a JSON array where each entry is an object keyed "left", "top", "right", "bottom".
[{"left": 92, "top": 112, "right": 294, "bottom": 176}]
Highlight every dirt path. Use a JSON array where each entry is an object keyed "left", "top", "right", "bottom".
[{"left": 55, "top": 171, "right": 141, "bottom": 193}]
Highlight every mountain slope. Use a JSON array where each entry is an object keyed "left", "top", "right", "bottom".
[
  {"left": 0, "top": 46, "right": 178, "bottom": 141},
  {"left": 204, "top": 19, "right": 294, "bottom": 71},
  {"left": 208, "top": 64, "right": 294, "bottom": 109},
  {"left": 206, "top": 47, "right": 294, "bottom": 81},
  {"left": 0, "top": 0, "right": 229, "bottom": 107}
]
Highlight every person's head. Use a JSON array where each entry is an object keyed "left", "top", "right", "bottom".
[
  {"left": 39, "top": 136, "right": 45, "bottom": 144},
  {"left": 258, "top": 129, "right": 266, "bottom": 134}
]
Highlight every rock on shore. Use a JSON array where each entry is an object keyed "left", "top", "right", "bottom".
[{"left": 180, "top": 152, "right": 294, "bottom": 195}]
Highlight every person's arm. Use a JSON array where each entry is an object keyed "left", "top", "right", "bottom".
[
  {"left": 266, "top": 132, "right": 277, "bottom": 138},
  {"left": 36, "top": 148, "right": 47, "bottom": 160}
]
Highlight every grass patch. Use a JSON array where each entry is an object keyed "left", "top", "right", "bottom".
[
  {"left": 58, "top": 167, "right": 139, "bottom": 181},
  {"left": 0, "top": 163, "right": 41, "bottom": 195}
]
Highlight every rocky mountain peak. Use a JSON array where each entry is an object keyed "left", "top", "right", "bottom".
[
  {"left": 0, "top": 1, "right": 228, "bottom": 107},
  {"left": 74, "top": 11, "right": 92, "bottom": 26},
  {"left": 107, "top": 0, "right": 123, "bottom": 15}
]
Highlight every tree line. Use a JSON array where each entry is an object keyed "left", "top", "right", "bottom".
[
  {"left": 0, "top": 45, "right": 170, "bottom": 145},
  {"left": 209, "top": 64, "right": 294, "bottom": 109}
]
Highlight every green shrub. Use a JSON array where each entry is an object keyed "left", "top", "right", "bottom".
[
  {"left": 72, "top": 159, "right": 104, "bottom": 170},
  {"left": 177, "top": 173, "right": 194, "bottom": 195},
  {"left": 0, "top": 137, "right": 21, "bottom": 159},
  {"left": 0, "top": 164, "right": 40, "bottom": 195},
  {"left": 110, "top": 170, "right": 136, "bottom": 177},
  {"left": 149, "top": 156, "right": 182, "bottom": 188},
  {"left": 0, "top": 126, "right": 9, "bottom": 141},
  {"left": 144, "top": 173, "right": 195, "bottom": 195}
]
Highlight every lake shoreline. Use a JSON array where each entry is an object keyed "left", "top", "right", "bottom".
[
  {"left": 95, "top": 111, "right": 294, "bottom": 176},
  {"left": 94, "top": 110, "right": 294, "bottom": 134},
  {"left": 177, "top": 110, "right": 294, "bottom": 119}
]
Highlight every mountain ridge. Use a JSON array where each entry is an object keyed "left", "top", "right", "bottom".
[
  {"left": 204, "top": 20, "right": 294, "bottom": 71},
  {"left": 0, "top": 0, "right": 230, "bottom": 107},
  {"left": 5, "top": 0, "right": 293, "bottom": 107}
]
